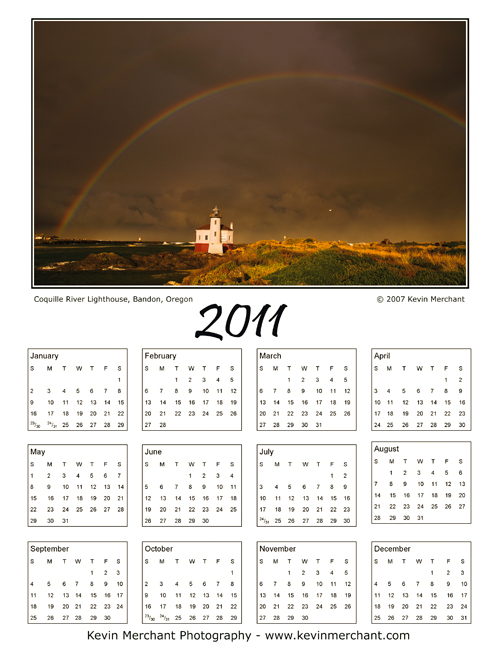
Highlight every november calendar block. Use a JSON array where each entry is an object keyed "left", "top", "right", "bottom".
[
  {"left": 142, "top": 349, "right": 242, "bottom": 431},
  {"left": 142, "top": 542, "right": 242, "bottom": 624},
  {"left": 28, "top": 541, "right": 128, "bottom": 624},
  {"left": 257, "top": 445, "right": 356, "bottom": 527},
  {"left": 257, "top": 542, "right": 356, "bottom": 624},
  {"left": 371, "top": 348, "right": 471, "bottom": 431},
  {"left": 28, "top": 349, "right": 128, "bottom": 431},
  {"left": 257, "top": 349, "right": 356, "bottom": 431},
  {"left": 371, "top": 542, "right": 471, "bottom": 624}
]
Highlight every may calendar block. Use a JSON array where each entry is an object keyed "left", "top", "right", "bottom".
[
  {"left": 142, "top": 445, "right": 242, "bottom": 527},
  {"left": 142, "top": 349, "right": 242, "bottom": 431},
  {"left": 372, "top": 542, "right": 471, "bottom": 624},
  {"left": 28, "top": 445, "right": 128, "bottom": 527},
  {"left": 257, "top": 542, "right": 356, "bottom": 624},
  {"left": 257, "top": 349, "right": 356, "bottom": 431},
  {"left": 257, "top": 445, "right": 356, "bottom": 527},
  {"left": 28, "top": 349, "right": 127, "bottom": 431},
  {"left": 142, "top": 542, "right": 242, "bottom": 624},
  {"left": 372, "top": 348, "right": 471, "bottom": 431},
  {"left": 372, "top": 442, "right": 471, "bottom": 524},
  {"left": 28, "top": 541, "right": 127, "bottom": 624}
]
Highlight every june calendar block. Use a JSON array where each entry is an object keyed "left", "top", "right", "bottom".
[
  {"left": 257, "top": 349, "right": 356, "bottom": 431},
  {"left": 371, "top": 348, "right": 471, "bottom": 431},
  {"left": 257, "top": 445, "right": 356, "bottom": 527},
  {"left": 372, "top": 442, "right": 471, "bottom": 524},
  {"left": 28, "top": 349, "right": 127, "bottom": 431},
  {"left": 142, "top": 445, "right": 242, "bottom": 527},
  {"left": 257, "top": 542, "right": 356, "bottom": 624},
  {"left": 142, "top": 542, "right": 242, "bottom": 624},
  {"left": 28, "top": 541, "right": 127, "bottom": 624},
  {"left": 372, "top": 542, "right": 471, "bottom": 624},
  {"left": 142, "top": 349, "right": 242, "bottom": 431}
]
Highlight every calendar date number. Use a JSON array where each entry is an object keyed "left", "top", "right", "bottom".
[{"left": 196, "top": 304, "right": 287, "bottom": 340}]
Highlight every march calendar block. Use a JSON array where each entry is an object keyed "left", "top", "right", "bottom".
[
  {"left": 372, "top": 542, "right": 471, "bottom": 623},
  {"left": 257, "top": 542, "right": 356, "bottom": 624},
  {"left": 142, "top": 542, "right": 242, "bottom": 624},
  {"left": 142, "top": 445, "right": 242, "bottom": 526},
  {"left": 257, "top": 445, "right": 356, "bottom": 526},
  {"left": 28, "top": 541, "right": 127, "bottom": 623},
  {"left": 142, "top": 349, "right": 242, "bottom": 431},
  {"left": 372, "top": 348, "right": 471, "bottom": 431},
  {"left": 257, "top": 349, "right": 356, "bottom": 431},
  {"left": 372, "top": 442, "right": 471, "bottom": 524},
  {"left": 28, "top": 349, "right": 127, "bottom": 431}
]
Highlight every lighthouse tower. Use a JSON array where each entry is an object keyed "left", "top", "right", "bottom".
[
  {"left": 208, "top": 206, "right": 224, "bottom": 254},
  {"left": 194, "top": 206, "right": 234, "bottom": 254}
]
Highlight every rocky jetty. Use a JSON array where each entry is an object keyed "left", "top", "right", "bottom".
[{"left": 50, "top": 250, "right": 209, "bottom": 272}]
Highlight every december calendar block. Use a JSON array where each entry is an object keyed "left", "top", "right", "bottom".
[
  {"left": 257, "top": 349, "right": 356, "bottom": 431},
  {"left": 142, "top": 349, "right": 242, "bottom": 431},
  {"left": 28, "top": 349, "right": 127, "bottom": 431},
  {"left": 372, "top": 542, "right": 471, "bottom": 624},
  {"left": 28, "top": 541, "right": 127, "bottom": 624},
  {"left": 257, "top": 445, "right": 356, "bottom": 527}
]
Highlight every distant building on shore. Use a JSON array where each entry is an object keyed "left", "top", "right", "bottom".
[{"left": 194, "top": 206, "right": 234, "bottom": 254}]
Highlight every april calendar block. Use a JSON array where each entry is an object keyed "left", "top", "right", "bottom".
[
  {"left": 142, "top": 349, "right": 242, "bottom": 431},
  {"left": 371, "top": 348, "right": 471, "bottom": 431},
  {"left": 257, "top": 349, "right": 356, "bottom": 430},
  {"left": 257, "top": 444, "right": 356, "bottom": 526},
  {"left": 28, "top": 349, "right": 128, "bottom": 431},
  {"left": 372, "top": 542, "right": 471, "bottom": 623}
]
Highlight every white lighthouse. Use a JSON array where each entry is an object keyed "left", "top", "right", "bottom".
[
  {"left": 208, "top": 206, "right": 224, "bottom": 254},
  {"left": 194, "top": 206, "right": 234, "bottom": 254}
]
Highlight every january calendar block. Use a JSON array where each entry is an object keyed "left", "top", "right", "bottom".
[
  {"left": 142, "top": 445, "right": 242, "bottom": 527},
  {"left": 28, "top": 445, "right": 128, "bottom": 527},
  {"left": 257, "top": 445, "right": 356, "bottom": 527},
  {"left": 372, "top": 442, "right": 471, "bottom": 524},
  {"left": 142, "top": 349, "right": 242, "bottom": 431},
  {"left": 28, "top": 541, "right": 127, "bottom": 623},
  {"left": 257, "top": 542, "right": 356, "bottom": 624},
  {"left": 371, "top": 349, "right": 471, "bottom": 431},
  {"left": 28, "top": 349, "right": 128, "bottom": 431},
  {"left": 142, "top": 542, "right": 242, "bottom": 623},
  {"left": 257, "top": 349, "right": 356, "bottom": 431}
]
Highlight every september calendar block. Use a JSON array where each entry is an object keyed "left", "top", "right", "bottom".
[
  {"left": 28, "top": 349, "right": 128, "bottom": 431},
  {"left": 257, "top": 445, "right": 356, "bottom": 527},
  {"left": 372, "top": 349, "right": 471, "bottom": 431},
  {"left": 142, "top": 542, "right": 242, "bottom": 624},
  {"left": 28, "top": 541, "right": 127, "bottom": 624},
  {"left": 257, "top": 542, "right": 356, "bottom": 624},
  {"left": 142, "top": 349, "right": 242, "bottom": 431},
  {"left": 257, "top": 349, "right": 356, "bottom": 431},
  {"left": 372, "top": 442, "right": 471, "bottom": 524},
  {"left": 372, "top": 542, "right": 471, "bottom": 623}
]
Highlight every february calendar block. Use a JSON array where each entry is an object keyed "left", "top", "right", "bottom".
[
  {"left": 142, "top": 542, "right": 242, "bottom": 624},
  {"left": 372, "top": 348, "right": 471, "bottom": 431},
  {"left": 28, "top": 541, "right": 127, "bottom": 623},
  {"left": 372, "top": 542, "right": 471, "bottom": 624},
  {"left": 257, "top": 445, "right": 356, "bottom": 526},
  {"left": 28, "top": 349, "right": 127, "bottom": 431},
  {"left": 142, "top": 445, "right": 242, "bottom": 527},
  {"left": 257, "top": 349, "right": 356, "bottom": 431},
  {"left": 257, "top": 542, "right": 356, "bottom": 624},
  {"left": 142, "top": 349, "right": 242, "bottom": 431},
  {"left": 372, "top": 442, "right": 471, "bottom": 524}
]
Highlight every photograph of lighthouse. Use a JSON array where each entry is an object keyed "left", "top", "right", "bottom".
[{"left": 33, "top": 19, "right": 467, "bottom": 287}]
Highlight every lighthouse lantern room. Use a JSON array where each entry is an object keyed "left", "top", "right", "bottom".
[{"left": 194, "top": 206, "right": 234, "bottom": 254}]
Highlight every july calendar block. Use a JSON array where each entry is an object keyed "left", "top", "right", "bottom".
[
  {"left": 28, "top": 445, "right": 127, "bottom": 527},
  {"left": 142, "top": 349, "right": 242, "bottom": 431},
  {"left": 371, "top": 348, "right": 471, "bottom": 431},
  {"left": 28, "top": 349, "right": 127, "bottom": 431},
  {"left": 257, "top": 349, "right": 356, "bottom": 431},
  {"left": 372, "top": 542, "right": 471, "bottom": 624},
  {"left": 142, "top": 542, "right": 242, "bottom": 624},
  {"left": 372, "top": 442, "right": 471, "bottom": 524},
  {"left": 28, "top": 541, "right": 127, "bottom": 623},
  {"left": 257, "top": 445, "right": 356, "bottom": 527},
  {"left": 257, "top": 542, "right": 356, "bottom": 624},
  {"left": 142, "top": 445, "right": 242, "bottom": 527}
]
